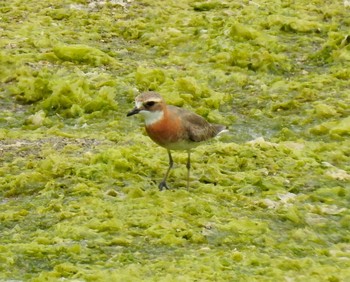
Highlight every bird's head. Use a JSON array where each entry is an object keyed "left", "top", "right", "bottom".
[{"left": 127, "top": 91, "right": 165, "bottom": 125}]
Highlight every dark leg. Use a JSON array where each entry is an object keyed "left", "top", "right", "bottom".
[
  {"left": 186, "top": 150, "right": 191, "bottom": 191},
  {"left": 159, "top": 150, "right": 173, "bottom": 191}
]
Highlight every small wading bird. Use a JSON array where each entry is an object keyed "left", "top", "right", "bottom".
[{"left": 127, "top": 91, "right": 227, "bottom": 191}]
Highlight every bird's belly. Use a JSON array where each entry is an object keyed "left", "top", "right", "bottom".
[
  {"left": 146, "top": 117, "right": 198, "bottom": 150},
  {"left": 148, "top": 130, "right": 199, "bottom": 150}
]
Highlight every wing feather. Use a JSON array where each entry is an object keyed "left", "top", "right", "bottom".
[{"left": 168, "top": 106, "right": 225, "bottom": 142}]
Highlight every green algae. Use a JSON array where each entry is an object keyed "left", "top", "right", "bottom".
[
  {"left": 1, "top": 0, "right": 350, "bottom": 281},
  {"left": 53, "top": 44, "right": 118, "bottom": 66}
]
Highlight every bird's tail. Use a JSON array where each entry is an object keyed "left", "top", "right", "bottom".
[{"left": 213, "top": 124, "right": 229, "bottom": 136}]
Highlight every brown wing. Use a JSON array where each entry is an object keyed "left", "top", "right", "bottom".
[{"left": 168, "top": 106, "right": 225, "bottom": 142}]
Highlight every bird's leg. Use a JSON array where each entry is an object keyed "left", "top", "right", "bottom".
[
  {"left": 186, "top": 150, "right": 191, "bottom": 191},
  {"left": 159, "top": 150, "right": 173, "bottom": 191}
]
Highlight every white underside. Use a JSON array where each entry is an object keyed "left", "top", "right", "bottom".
[
  {"left": 216, "top": 129, "right": 229, "bottom": 136},
  {"left": 167, "top": 129, "right": 229, "bottom": 150},
  {"left": 139, "top": 110, "right": 164, "bottom": 126}
]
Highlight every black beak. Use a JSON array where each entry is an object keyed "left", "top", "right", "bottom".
[{"left": 127, "top": 107, "right": 140, "bottom": 117}]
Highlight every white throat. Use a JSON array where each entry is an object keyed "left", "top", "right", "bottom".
[{"left": 139, "top": 110, "right": 164, "bottom": 126}]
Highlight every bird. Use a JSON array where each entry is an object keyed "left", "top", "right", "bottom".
[{"left": 127, "top": 91, "right": 227, "bottom": 191}]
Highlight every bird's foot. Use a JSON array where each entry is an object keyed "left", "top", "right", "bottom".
[{"left": 158, "top": 181, "right": 169, "bottom": 191}]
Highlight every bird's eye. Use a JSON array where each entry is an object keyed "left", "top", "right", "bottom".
[{"left": 145, "top": 101, "right": 156, "bottom": 107}]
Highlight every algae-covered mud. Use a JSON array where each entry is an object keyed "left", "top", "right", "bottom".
[{"left": 1, "top": 0, "right": 350, "bottom": 281}]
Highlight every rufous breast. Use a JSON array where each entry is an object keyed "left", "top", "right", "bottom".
[{"left": 145, "top": 110, "right": 185, "bottom": 149}]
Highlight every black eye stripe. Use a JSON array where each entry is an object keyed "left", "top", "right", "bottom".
[{"left": 145, "top": 101, "right": 156, "bottom": 107}]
